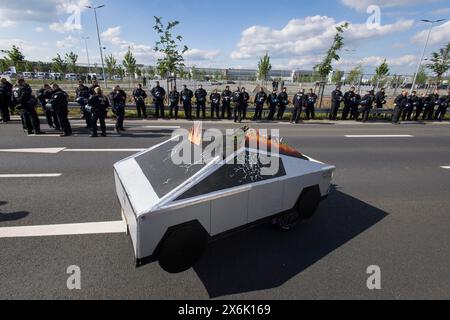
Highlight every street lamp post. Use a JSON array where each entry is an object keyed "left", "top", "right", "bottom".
[
  {"left": 86, "top": 4, "right": 107, "bottom": 88},
  {"left": 82, "top": 37, "right": 91, "bottom": 74},
  {"left": 410, "top": 19, "right": 445, "bottom": 94}
]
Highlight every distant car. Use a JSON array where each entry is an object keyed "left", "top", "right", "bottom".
[
  {"left": 210, "top": 81, "right": 222, "bottom": 86},
  {"left": 114, "top": 128, "right": 335, "bottom": 273},
  {"left": 50, "top": 73, "right": 62, "bottom": 80},
  {"left": 36, "top": 72, "right": 50, "bottom": 80},
  {"left": 22, "top": 72, "right": 35, "bottom": 79},
  {"left": 227, "top": 81, "right": 236, "bottom": 85},
  {"left": 65, "top": 73, "right": 78, "bottom": 81},
  {"left": 111, "top": 75, "right": 123, "bottom": 81},
  {"left": 438, "top": 84, "right": 449, "bottom": 90},
  {"left": 401, "top": 83, "right": 412, "bottom": 89}
]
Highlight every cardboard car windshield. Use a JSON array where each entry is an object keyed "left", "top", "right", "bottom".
[{"left": 114, "top": 124, "right": 335, "bottom": 273}]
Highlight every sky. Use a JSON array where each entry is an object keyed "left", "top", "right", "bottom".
[{"left": 0, "top": 0, "right": 449, "bottom": 74}]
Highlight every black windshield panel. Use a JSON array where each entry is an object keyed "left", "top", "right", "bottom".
[
  {"left": 176, "top": 152, "right": 286, "bottom": 201},
  {"left": 135, "top": 140, "right": 206, "bottom": 198}
]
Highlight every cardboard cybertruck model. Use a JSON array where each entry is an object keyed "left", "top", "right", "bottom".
[{"left": 114, "top": 126, "right": 335, "bottom": 273}]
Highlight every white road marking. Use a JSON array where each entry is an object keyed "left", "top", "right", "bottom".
[
  {"left": 0, "top": 174, "right": 62, "bottom": 178},
  {"left": 345, "top": 135, "right": 414, "bottom": 138},
  {"left": 0, "top": 221, "right": 127, "bottom": 238},
  {"left": 0, "top": 148, "right": 66, "bottom": 154},
  {"left": 63, "top": 149, "right": 145, "bottom": 152},
  {"left": 441, "top": 166, "right": 450, "bottom": 170},
  {"left": 28, "top": 134, "right": 62, "bottom": 137},
  {"left": 143, "top": 126, "right": 181, "bottom": 129}
]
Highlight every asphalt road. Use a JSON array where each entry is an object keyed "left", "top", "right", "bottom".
[{"left": 0, "top": 118, "right": 449, "bottom": 299}]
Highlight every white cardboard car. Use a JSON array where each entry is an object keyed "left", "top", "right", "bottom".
[{"left": 114, "top": 129, "right": 335, "bottom": 273}]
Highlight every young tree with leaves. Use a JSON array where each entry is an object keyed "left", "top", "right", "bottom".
[
  {"left": 65, "top": 52, "right": 79, "bottom": 73},
  {"left": 257, "top": 51, "right": 272, "bottom": 84},
  {"left": 52, "top": 54, "right": 67, "bottom": 74},
  {"left": 427, "top": 42, "right": 450, "bottom": 85},
  {"left": 123, "top": 48, "right": 137, "bottom": 86},
  {"left": 373, "top": 59, "right": 390, "bottom": 89},
  {"left": 314, "top": 22, "right": 349, "bottom": 107},
  {"left": 2, "top": 45, "right": 26, "bottom": 72},
  {"left": 105, "top": 54, "right": 117, "bottom": 79},
  {"left": 415, "top": 65, "right": 428, "bottom": 85},
  {"left": 153, "top": 16, "right": 189, "bottom": 79},
  {"left": 346, "top": 65, "right": 363, "bottom": 85}
]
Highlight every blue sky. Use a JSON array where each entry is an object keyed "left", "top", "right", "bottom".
[{"left": 1, "top": 0, "right": 449, "bottom": 74}]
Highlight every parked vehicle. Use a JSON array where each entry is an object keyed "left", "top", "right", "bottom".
[
  {"left": 36, "top": 72, "right": 50, "bottom": 80},
  {"left": 65, "top": 73, "right": 78, "bottom": 81},
  {"left": 22, "top": 72, "right": 35, "bottom": 79}
]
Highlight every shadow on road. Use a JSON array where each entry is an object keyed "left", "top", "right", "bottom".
[
  {"left": 194, "top": 187, "right": 388, "bottom": 298},
  {"left": 0, "top": 201, "right": 30, "bottom": 223}
]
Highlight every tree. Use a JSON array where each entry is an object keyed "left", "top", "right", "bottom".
[
  {"left": 65, "top": 52, "right": 78, "bottom": 73},
  {"left": 257, "top": 52, "right": 272, "bottom": 82},
  {"left": 314, "top": 23, "right": 349, "bottom": 81},
  {"left": 332, "top": 69, "right": 344, "bottom": 84},
  {"left": 52, "top": 54, "right": 67, "bottom": 74},
  {"left": 415, "top": 65, "right": 428, "bottom": 85},
  {"left": 123, "top": 48, "right": 137, "bottom": 80},
  {"left": 427, "top": 42, "right": 450, "bottom": 85},
  {"left": 346, "top": 65, "right": 363, "bottom": 85},
  {"left": 105, "top": 54, "right": 117, "bottom": 78},
  {"left": 2, "top": 45, "right": 25, "bottom": 72},
  {"left": 373, "top": 59, "right": 390, "bottom": 88},
  {"left": 153, "top": 16, "right": 189, "bottom": 79},
  {"left": 24, "top": 61, "right": 34, "bottom": 72},
  {"left": 0, "top": 58, "right": 9, "bottom": 73}
]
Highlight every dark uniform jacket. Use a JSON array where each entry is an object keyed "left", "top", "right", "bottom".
[
  {"left": 133, "top": 88, "right": 147, "bottom": 102},
  {"left": 375, "top": 91, "right": 386, "bottom": 108},
  {"left": 88, "top": 94, "right": 110, "bottom": 114},
  {"left": 267, "top": 93, "right": 278, "bottom": 108},
  {"left": 255, "top": 92, "right": 267, "bottom": 105},
  {"left": 394, "top": 95, "right": 408, "bottom": 109},
  {"left": 210, "top": 93, "right": 221, "bottom": 105},
  {"left": 169, "top": 91, "right": 180, "bottom": 104},
  {"left": 151, "top": 86, "right": 166, "bottom": 102},
  {"left": 195, "top": 88, "right": 207, "bottom": 103},
  {"left": 293, "top": 92, "right": 307, "bottom": 108},
  {"left": 181, "top": 89, "right": 193, "bottom": 104},
  {"left": 278, "top": 92, "right": 289, "bottom": 106},
  {"left": 221, "top": 89, "right": 232, "bottom": 103},
  {"left": 49, "top": 88, "right": 69, "bottom": 113}
]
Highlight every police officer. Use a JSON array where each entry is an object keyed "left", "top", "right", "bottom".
[
  {"left": 241, "top": 87, "right": 250, "bottom": 120},
  {"left": 305, "top": 89, "right": 318, "bottom": 120},
  {"left": 88, "top": 87, "right": 109, "bottom": 137},
  {"left": 232, "top": 87, "right": 244, "bottom": 123},
  {"left": 277, "top": 87, "right": 289, "bottom": 121},
  {"left": 195, "top": 85, "right": 207, "bottom": 119},
  {"left": 357, "top": 90, "right": 375, "bottom": 123},
  {"left": 49, "top": 83, "right": 71, "bottom": 136},
  {"left": 13, "top": 79, "right": 43, "bottom": 135},
  {"left": 414, "top": 93, "right": 428, "bottom": 121},
  {"left": 267, "top": 90, "right": 278, "bottom": 121},
  {"left": 169, "top": 86, "right": 180, "bottom": 120},
  {"left": 423, "top": 89, "right": 439, "bottom": 121},
  {"left": 151, "top": 81, "right": 166, "bottom": 119},
  {"left": 330, "top": 86, "right": 343, "bottom": 120},
  {"left": 76, "top": 81, "right": 91, "bottom": 128},
  {"left": 351, "top": 92, "right": 362, "bottom": 120},
  {"left": 0, "top": 78, "right": 12, "bottom": 123},
  {"left": 37, "top": 84, "right": 60, "bottom": 130},
  {"left": 253, "top": 87, "right": 267, "bottom": 121},
  {"left": 374, "top": 88, "right": 386, "bottom": 118},
  {"left": 181, "top": 85, "right": 193, "bottom": 120},
  {"left": 221, "top": 86, "right": 232, "bottom": 120},
  {"left": 133, "top": 84, "right": 148, "bottom": 119},
  {"left": 403, "top": 91, "right": 419, "bottom": 121},
  {"left": 89, "top": 80, "right": 100, "bottom": 96},
  {"left": 210, "top": 89, "right": 221, "bottom": 119},
  {"left": 434, "top": 91, "right": 449, "bottom": 122},
  {"left": 291, "top": 89, "right": 306, "bottom": 124},
  {"left": 342, "top": 87, "right": 356, "bottom": 120},
  {"left": 392, "top": 90, "right": 408, "bottom": 124},
  {"left": 111, "top": 85, "right": 127, "bottom": 133}
]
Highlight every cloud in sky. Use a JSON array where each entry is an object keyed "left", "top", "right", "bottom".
[
  {"left": 411, "top": 21, "right": 450, "bottom": 46},
  {"left": 231, "top": 16, "right": 414, "bottom": 60},
  {"left": 340, "top": 0, "right": 433, "bottom": 12}
]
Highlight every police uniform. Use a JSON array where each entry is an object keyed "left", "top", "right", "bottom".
[
  {"left": 13, "top": 83, "right": 42, "bottom": 135},
  {"left": 210, "top": 92, "right": 221, "bottom": 119},
  {"left": 423, "top": 93, "right": 439, "bottom": 120},
  {"left": 253, "top": 91, "right": 267, "bottom": 121},
  {"left": 111, "top": 89, "right": 127, "bottom": 132},
  {"left": 434, "top": 94, "right": 449, "bottom": 121},
  {"left": 291, "top": 91, "right": 306, "bottom": 123},
  {"left": 0, "top": 80, "right": 12, "bottom": 123},
  {"left": 305, "top": 92, "right": 318, "bottom": 120},
  {"left": 242, "top": 91, "right": 250, "bottom": 120},
  {"left": 357, "top": 91, "right": 375, "bottom": 123},
  {"left": 88, "top": 93, "right": 110, "bottom": 137},
  {"left": 195, "top": 88, "right": 207, "bottom": 119},
  {"left": 76, "top": 84, "right": 92, "bottom": 128},
  {"left": 169, "top": 89, "right": 180, "bottom": 120},
  {"left": 403, "top": 94, "right": 419, "bottom": 121},
  {"left": 330, "top": 89, "right": 343, "bottom": 120},
  {"left": 37, "top": 87, "right": 60, "bottom": 130},
  {"left": 133, "top": 87, "right": 148, "bottom": 119},
  {"left": 49, "top": 88, "right": 72, "bottom": 136},
  {"left": 342, "top": 90, "right": 356, "bottom": 120},
  {"left": 151, "top": 85, "right": 166, "bottom": 119},
  {"left": 221, "top": 88, "right": 232, "bottom": 120},
  {"left": 232, "top": 89, "right": 244, "bottom": 123},
  {"left": 267, "top": 93, "right": 278, "bottom": 121},
  {"left": 181, "top": 88, "right": 194, "bottom": 120},
  {"left": 392, "top": 94, "right": 408, "bottom": 124},
  {"left": 277, "top": 92, "right": 289, "bottom": 120}
]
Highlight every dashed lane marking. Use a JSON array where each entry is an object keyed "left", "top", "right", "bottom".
[{"left": 0, "top": 174, "right": 62, "bottom": 178}]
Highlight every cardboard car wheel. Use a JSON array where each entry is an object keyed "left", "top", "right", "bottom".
[
  {"left": 158, "top": 223, "right": 208, "bottom": 274},
  {"left": 298, "top": 186, "right": 322, "bottom": 220}
]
